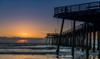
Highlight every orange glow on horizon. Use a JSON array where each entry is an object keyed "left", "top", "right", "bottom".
[
  {"left": 0, "top": 19, "right": 50, "bottom": 38},
  {"left": 0, "top": 32, "right": 47, "bottom": 38}
]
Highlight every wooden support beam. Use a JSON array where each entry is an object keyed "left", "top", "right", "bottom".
[
  {"left": 80, "top": 31, "right": 82, "bottom": 48},
  {"left": 89, "top": 28, "right": 92, "bottom": 50},
  {"left": 68, "top": 37, "right": 69, "bottom": 46},
  {"left": 79, "top": 32, "right": 81, "bottom": 47},
  {"left": 56, "top": 37, "right": 59, "bottom": 45},
  {"left": 86, "top": 22, "right": 89, "bottom": 58},
  {"left": 56, "top": 19, "right": 65, "bottom": 55},
  {"left": 47, "top": 38, "right": 49, "bottom": 44},
  {"left": 66, "top": 37, "right": 68, "bottom": 46},
  {"left": 82, "top": 24, "right": 85, "bottom": 52},
  {"left": 52, "top": 38, "right": 53, "bottom": 45},
  {"left": 93, "top": 24, "right": 96, "bottom": 52},
  {"left": 70, "top": 36, "right": 72, "bottom": 47},
  {"left": 98, "top": 31, "right": 100, "bottom": 51},
  {"left": 49, "top": 38, "right": 50, "bottom": 44},
  {"left": 72, "top": 20, "right": 75, "bottom": 57},
  {"left": 74, "top": 35, "right": 76, "bottom": 47},
  {"left": 45, "top": 38, "right": 47, "bottom": 45},
  {"left": 98, "top": 31, "right": 100, "bottom": 59}
]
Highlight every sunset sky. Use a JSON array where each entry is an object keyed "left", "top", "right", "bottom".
[{"left": 0, "top": 0, "right": 99, "bottom": 38}]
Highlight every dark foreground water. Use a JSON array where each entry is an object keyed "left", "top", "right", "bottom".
[{"left": 0, "top": 44, "right": 99, "bottom": 59}]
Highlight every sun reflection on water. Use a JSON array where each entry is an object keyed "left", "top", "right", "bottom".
[{"left": 16, "top": 39, "right": 28, "bottom": 43}]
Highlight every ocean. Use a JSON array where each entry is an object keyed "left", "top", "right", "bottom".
[{"left": 0, "top": 38, "right": 99, "bottom": 59}]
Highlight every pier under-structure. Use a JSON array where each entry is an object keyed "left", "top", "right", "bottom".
[
  {"left": 46, "top": 23, "right": 100, "bottom": 57},
  {"left": 46, "top": 1, "right": 100, "bottom": 59}
]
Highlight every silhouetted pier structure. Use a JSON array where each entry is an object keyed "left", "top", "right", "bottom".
[{"left": 46, "top": 1, "right": 100, "bottom": 59}]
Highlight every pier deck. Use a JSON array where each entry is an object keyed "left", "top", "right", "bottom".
[{"left": 54, "top": 1, "right": 100, "bottom": 23}]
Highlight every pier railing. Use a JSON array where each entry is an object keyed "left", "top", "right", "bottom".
[
  {"left": 46, "top": 23, "right": 93, "bottom": 37},
  {"left": 46, "top": 33, "right": 59, "bottom": 38},
  {"left": 63, "top": 23, "right": 94, "bottom": 35},
  {"left": 54, "top": 1, "right": 100, "bottom": 15},
  {"left": 46, "top": 24, "right": 84, "bottom": 37},
  {"left": 63, "top": 24, "right": 84, "bottom": 35}
]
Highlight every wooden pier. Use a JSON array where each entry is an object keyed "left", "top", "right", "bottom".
[{"left": 46, "top": 1, "right": 100, "bottom": 59}]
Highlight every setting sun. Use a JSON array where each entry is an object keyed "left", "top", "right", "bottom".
[
  {"left": 19, "top": 33, "right": 31, "bottom": 38},
  {"left": 22, "top": 33, "right": 28, "bottom": 36}
]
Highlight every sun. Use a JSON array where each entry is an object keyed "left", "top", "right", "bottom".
[
  {"left": 20, "top": 33, "right": 33, "bottom": 38},
  {"left": 22, "top": 33, "right": 28, "bottom": 36}
]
